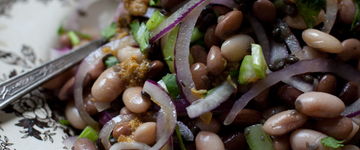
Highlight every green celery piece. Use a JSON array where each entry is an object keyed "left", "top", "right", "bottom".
[
  {"left": 77, "top": 126, "right": 99, "bottom": 142},
  {"left": 251, "top": 44, "right": 267, "bottom": 79},
  {"left": 149, "top": 0, "right": 160, "bottom": 6},
  {"left": 295, "top": 0, "right": 325, "bottom": 28},
  {"left": 163, "top": 25, "right": 179, "bottom": 73},
  {"left": 190, "top": 26, "right": 204, "bottom": 43},
  {"left": 238, "top": 55, "right": 259, "bottom": 85},
  {"left": 244, "top": 124, "right": 274, "bottom": 150},
  {"left": 105, "top": 56, "right": 119, "bottom": 68},
  {"left": 146, "top": 10, "right": 167, "bottom": 30},
  {"left": 162, "top": 74, "right": 181, "bottom": 100},
  {"left": 59, "top": 119, "right": 70, "bottom": 126},
  {"left": 76, "top": 31, "right": 92, "bottom": 40},
  {"left": 351, "top": 0, "right": 360, "bottom": 31},
  {"left": 130, "top": 21, "right": 150, "bottom": 53},
  {"left": 321, "top": 137, "right": 345, "bottom": 148},
  {"left": 67, "top": 31, "right": 80, "bottom": 45},
  {"left": 101, "top": 22, "right": 118, "bottom": 41},
  {"left": 58, "top": 24, "right": 66, "bottom": 35},
  {"left": 175, "top": 125, "right": 187, "bottom": 150}
]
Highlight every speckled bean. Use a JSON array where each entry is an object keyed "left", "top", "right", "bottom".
[
  {"left": 337, "top": 39, "right": 360, "bottom": 61},
  {"left": 195, "top": 117, "right": 221, "bottom": 134},
  {"left": 204, "top": 25, "right": 221, "bottom": 49},
  {"left": 290, "top": 129, "right": 340, "bottom": 150},
  {"left": 215, "top": 10, "right": 243, "bottom": 39},
  {"left": 252, "top": 0, "right": 276, "bottom": 22},
  {"left": 116, "top": 46, "right": 146, "bottom": 63},
  {"left": 91, "top": 67, "right": 125, "bottom": 102},
  {"left": 278, "top": 84, "right": 303, "bottom": 108},
  {"left": 284, "top": 10, "right": 325, "bottom": 30},
  {"left": 74, "top": 137, "right": 97, "bottom": 150},
  {"left": 83, "top": 92, "right": 99, "bottom": 116},
  {"left": 122, "top": 87, "right": 151, "bottom": 113},
  {"left": 112, "top": 122, "right": 132, "bottom": 139},
  {"left": 315, "top": 116, "right": 353, "bottom": 140},
  {"left": 120, "top": 107, "right": 133, "bottom": 115},
  {"left": 302, "top": 29, "right": 343, "bottom": 53},
  {"left": 272, "top": 134, "right": 291, "bottom": 150},
  {"left": 339, "top": 0, "right": 356, "bottom": 24},
  {"left": 262, "top": 105, "right": 288, "bottom": 120},
  {"left": 65, "top": 101, "right": 87, "bottom": 130},
  {"left": 207, "top": 46, "right": 227, "bottom": 76},
  {"left": 221, "top": 131, "right": 247, "bottom": 150},
  {"left": 133, "top": 122, "right": 156, "bottom": 145},
  {"left": 196, "top": 131, "right": 225, "bottom": 150},
  {"left": 339, "top": 82, "right": 359, "bottom": 105},
  {"left": 221, "top": 34, "right": 255, "bottom": 62},
  {"left": 147, "top": 60, "right": 164, "bottom": 79},
  {"left": 295, "top": 92, "right": 345, "bottom": 118},
  {"left": 263, "top": 110, "right": 307, "bottom": 136},
  {"left": 316, "top": 74, "right": 337, "bottom": 94},
  {"left": 191, "top": 63, "right": 210, "bottom": 90},
  {"left": 190, "top": 45, "right": 208, "bottom": 64}
]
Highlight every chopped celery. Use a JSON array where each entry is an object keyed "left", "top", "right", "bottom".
[
  {"left": 244, "top": 124, "right": 274, "bottom": 150},
  {"left": 251, "top": 44, "right": 267, "bottom": 79},
  {"left": 238, "top": 55, "right": 259, "bottom": 85},
  {"left": 163, "top": 25, "right": 179, "bottom": 73},
  {"left": 190, "top": 26, "right": 204, "bottom": 43},
  {"left": 146, "top": 10, "right": 167, "bottom": 30},
  {"left": 67, "top": 31, "right": 80, "bottom": 45},
  {"left": 162, "top": 74, "right": 181, "bottom": 100},
  {"left": 77, "top": 126, "right": 99, "bottom": 142},
  {"left": 104, "top": 56, "right": 119, "bottom": 68},
  {"left": 130, "top": 21, "right": 150, "bottom": 53},
  {"left": 175, "top": 125, "right": 187, "bottom": 150}
]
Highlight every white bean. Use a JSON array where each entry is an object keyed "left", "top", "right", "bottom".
[
  {"left": 195, "top": 131, "right": 225, "bottom": 150},
  {"left": 302, "top": 29, "right": 343, "bottom": 53}
]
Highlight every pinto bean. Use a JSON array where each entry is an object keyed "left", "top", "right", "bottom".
[
  {"left": 337, "top": 39, "right": 360, "bottom": 61},
  {"left": 91, "top": 67, "right": 126, "bottom": 102},
  {"left": 221, "top": 34, "right": 255, "bottom": 62},
  {"left": 284, "top": 10, "right": 325, "bottom": 30},
  {"left": 290, "top": 129, "right": 340, "bottom": 150},
  {"left": 339, "top": 0, "right": 357, "bottom": 24},
  {"left": 116, "top": 46, "right": 146, "bottom": 63},
  {"left": 278, "top": 84, "right": 303, "bottom": 107},
  {"left": 218, "top": 109, "right": 262, "bottom": 126},
  {"left": 190, "top": 63, "right": 210, "bottom": 90},
  {"left": 83, "top": 92, "right": 99, "bottom": 116},
  {"left": 262, "top": 105, "right": 288, "bottom": 120},
  {"left": 316, "top": 74, "right": 337, "bottom": 94},
  {"left": 88, "top": 59, "right": 106, "bottom": 80},
  {"left": 112, "top": 122, "right": 132, "bottom": 140},
  {"left": 295, "top": 92, "right": 345, "bottom": 118},
  {"left": 339, "top": 82, "right": 359, "bottom": 105},
  {"left": 196, "top": 131, "right": 225, "bottom": 150},
  {"left": 221, "top": 131, "right": 247, "bottom": 150},
  {"left": 204, "top": 25, "right": 221, "bottom": 49},
  {"left": 207, "top": 46, "right": 227, "bottom": 76},
  {"left": 147, "top": 60, "right": 164, "bottom": 79},
  {"left": 315, "top": 116, "right": 353, "bottom": 140},
  {"left": 195, "top": 117, "right": 221, "bottom": 134},
  {"left": 190, "top": 45, "right": 208, "bottom": 64},
  {"left": 122, "top": 87, "right": 151, "bottom": 113},
  {"left": 215, "top": 10, "right": 243, "bottom": 39},
  {"left": 133, "top": 122, "right": 156, "bottom": 145},
  {"left": 302, "top": 29, "right": 343, "bottom": 53},
  {"left": 263, "top": 110, "right": 307, "bottom": 136},
  {"left": 272, "top": 134, "right": 291, "bottom": 150},
  {"left": 65, "top": 101, "right": 87, "bottom": 130},
  {"left": 252, "top": 0, "right": 276, "bottom": 22},
  {"left": 74, "top": 138, "right": 97, "bottom": 150}
]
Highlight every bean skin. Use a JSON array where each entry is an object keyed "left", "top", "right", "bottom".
[
  {"left": 345, "top": 122, "right": 359, "bottom": 143},
  {"left": 116, "top": 46, "right": 146, "bottom": 63},
  {"left": 196, "top": 131, "right": 225, "bottom": 150},
  {"left": 295, "top": 92, "right": 345, "bottom": 118},
  {"left": 316, "top": 74, "right": 337, "bottom": 94},
  {"left": 290, "top": 129, "right": 340, "bottom": 150},
  {"left": 133, "top": 122, "right": 157, "bottom": 145},
  {"left": 339, "top": 0, "right": 356, "bottom": 24},
  {"left": 112, "top": 122, "right": 132, "bottom": 140},
  {"left": 284, "top": 10, "right": 325, "bottom": 30},
  {"left": 190, "top": 63, "right": 211, "bottom": 90},
  {"left": 315, "top": 116, "right": 353, "bottom": 140},
  {"left": 221, "top": 34, "right": 255, "bottom": 62},
  {"left": 147, "top": 60, "right": 164, "bottom": 79},
  {"left": 190, "top": 45, "right": 208, "bottom": 64},
  {"left": 204, "top": 25, "right": 221, "bottom": 49},
  {"left": 302, "top": 29, "right": 343, "bottom": 53},
  {"left": 272, "top": 134, "right": 291, "bottom": 150},
  {"left": 252, "top": 0, "right": 277, "bottom": 22},
  {"left": 263, "top": 110, "right": 308, "bottom": 136},
  {"left": 74, "top": 138, "right": 97, "bottom": 150},
  {"left": 218, "top": 109, "right": 263, "bottom": 126},
  {"left": 91, "top": 67, "right": 126, "bottom": 102},
  {"left": 339, "top": 82, "right": 359, "bottom": 105},
  {"left": 83, "top": 92, "right": 99, "bottom": 116},
  {"left": 65, "top": 101, "right": 87, "bottom": 130},
  {"left": 337, "top": 38, "right": 360, "bottom": 61},
  {"left": 122, "top": 87, "right": 151, "bottom": 113},
  {"left": 194, "top": 117, "right": 221, "bottom": 134},
  {"left": 221, "top": 131, "right": 247, "bottom": 150},
  {"left": 207, "top": 46, "right": 227, "bottom": 77},
  {"left": 278, "top": 84, "right": 303, "bottom": 108},
  {"left": 215, "top": 10, "right": 243, "bottom": 39},
  {"left": 262, "top": 105, "right": 288, "bottom": 120}
]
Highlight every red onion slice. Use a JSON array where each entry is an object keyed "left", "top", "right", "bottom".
[
  {"left": 321, "top": 0, "right": 338, "bottom": 33},
  {"left": 113, "top": 0, "right": 128, "bottom": 22},
  {"left": 341, "top": 98, "right": 360, "bottom": 118},
  {"left": 282, "top": 76, "right": 314, "bottom": 92},
  {"left": 210, "top": 0, "right": 238, "bottom": 8},
  {"left": 186, "top": 79, "right": 236, "bottom": 118},
  {"left": 224, "top": 58, "right": 360, "bottom": 125},
  {"left": 274, "top": 19, "right": 302, "bottom": 55},
  {"left": 149, "top": 0, "right": 209, "bottom": 43},
  {"left": 245, "top": 13, "right": 271, "bottom": 64},
  {"left": 74, "top": 36, "right": 137, "bottom": 131},
  {"left": 270, "top": 40, "right": 288, "bottom": 64},
  {"left": 143, "top": 80, "right": 177, "bottom": 150},
  {"left": 94, "top": 101, "right": 111, "bottom": 112},
  {"left": 174, "top": 0, "right": 212, "bottom": 103}
]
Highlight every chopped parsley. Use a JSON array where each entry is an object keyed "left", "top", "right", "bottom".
[
  {"left": 175, "top": 124, "right": 187, "bottom": 150},
  {"left": 101, "top": 22, "right": 118, "bottom": 41},
  {"left": 351, "top": 0, "right": 360, "bottom": 31},
  {"left": 149, "top": 0, "right": 160, "bottom": 6},
  {"left": 105, "top": 56, "right": 119, "bottom": 68},
  {"left": 295, "top": 0, "right": 325, "bottom": 28},
  {"left": 130, "top": 21, "right": 150, "bottom": 53},
  {"left": 321, "top": 137, "right": 345, "bottom": 148},
  {"left": 162, "top": 74, "right": 181, "bottom": 100}
]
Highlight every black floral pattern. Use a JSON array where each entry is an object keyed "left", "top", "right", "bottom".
[{"left": 0, "top": 135, "right": 14, "bottom": 150}]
